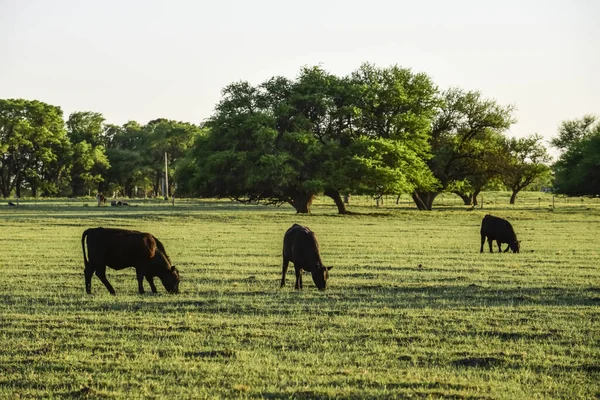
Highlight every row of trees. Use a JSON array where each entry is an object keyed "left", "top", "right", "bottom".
[
  {"left": 176, "top": 64, "right": 555, "bottom": 212},
  {"left": 1, "top": 64, "right": 598, "bottom": 212},
  {"left": 0, "top": 99, "right": 202, "bottom": 198}
]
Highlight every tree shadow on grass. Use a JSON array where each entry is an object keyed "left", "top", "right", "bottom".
[{"left": 2, "top": 282, "right": 597, "bottom": 319}]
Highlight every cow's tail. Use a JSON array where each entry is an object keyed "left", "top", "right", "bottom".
[{"left": 81, "top": 229, "right": 90, "bottom": 268}]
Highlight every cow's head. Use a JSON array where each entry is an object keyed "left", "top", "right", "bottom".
[
  {"left": 510, "top": 240, "right": 521, "bottom": 253},
  {"left": 311, "top": 265, "right": 333, "bottom": 291},
  {"left": 159, "top": 265, "right": 180, "bottom": 293}
]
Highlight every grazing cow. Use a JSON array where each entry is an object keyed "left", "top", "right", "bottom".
[
  {"left": 480, "top": 214, "right": 520, "bottom": 253},
  {"left": 81, "top": 227, "right": 180, "bottom": 294},
  {"left": 281, "top": 224, "right": 333, "bottom": 290}
]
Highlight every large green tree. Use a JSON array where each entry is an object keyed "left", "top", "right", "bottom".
[
  {"left": 500, "top": 134, "right": 552, "bottom": 204},
  {"left": 551, "top": 115, "right": 600, "bottom": 196},
  {"left": 0, "top": 99, "right": 68, "bottom": 198},
  {"left": 103, "top": 121, "right": 146, "bottom": 197},
  {"left": 66, "top": 111, "right": 110, "bottom": 196},
  {"left": 141, "top": 119, "right": 202, "bottom": 198},
  {"left": 179, "top": 64, "right": 438, "bottom": 213},
  {"left": 413, "top": 88, "right": 516, "bottom": 210},
  {"left": 447, "top": 132, "right": 506, "bottom": 206}
]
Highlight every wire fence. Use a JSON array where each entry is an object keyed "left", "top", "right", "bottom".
[
  {"left": 3, "top": 192, "right": 600, "bottom": 212},
  {"left": 337, "top": 192, "right": 600, "bottom": 211}
]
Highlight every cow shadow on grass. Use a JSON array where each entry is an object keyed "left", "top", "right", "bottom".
[{"left": 2, "top": 283, "right": 598, "bottom": 316}]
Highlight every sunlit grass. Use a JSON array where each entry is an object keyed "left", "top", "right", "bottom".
[{"left": 0, "top": 195, "right": 598, "bottom": 399}]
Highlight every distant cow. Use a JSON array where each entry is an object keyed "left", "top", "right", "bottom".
[
  {"left": 81, "top": 227, "right": 180, "bottom": 294},
  {"left": 480, "top": 215, "right": 520, "bottom": 253},
  {"left": 281, "top": 224, "right": 332, "bottom": 290}
]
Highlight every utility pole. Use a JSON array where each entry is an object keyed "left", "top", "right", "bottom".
[{"left": 164, "top": 152, "right": 169, "bottom": 200}]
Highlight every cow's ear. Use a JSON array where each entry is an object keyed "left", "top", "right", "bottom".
[{"left": 326, "top": 266, "right": 333, "bottom": 271}]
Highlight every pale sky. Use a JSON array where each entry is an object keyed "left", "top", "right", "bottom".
[{"left": 1, "top": 0, "right": 599, "bottom": 152}]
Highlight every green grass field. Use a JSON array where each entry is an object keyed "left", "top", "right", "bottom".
[{"left": 0, "top": 194, "right": 599, "bottom": 399}]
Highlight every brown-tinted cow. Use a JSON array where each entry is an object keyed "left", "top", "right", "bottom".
[
  {"left": 281, "top": 224, "right": 332, "bottom": 290},
  {"left": 81, "top": 227, "right": 180, "bottom": 294},
  {"left": 480, "top": 214, "right": 520, "bottom": 253}
]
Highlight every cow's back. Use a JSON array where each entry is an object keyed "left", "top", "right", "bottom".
[
  {"left": 480, "top": 215, "right": 517, "bottom": 242},
  {"left": 85, "top": 227, "right": 156, "bottom": 268},
  {"left": 283, "top": 224, "right": 321, "bottom": 269}
]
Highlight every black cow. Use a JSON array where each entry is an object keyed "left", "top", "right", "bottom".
[
  {"left": 81, "top": 227, "right": 180, "bottom": 294},
  {"left": 281, "top": 224, "right": 332, "bottom": 290},
  {"left": 480, "top": 214, "right": 520, "bottom": 253}
]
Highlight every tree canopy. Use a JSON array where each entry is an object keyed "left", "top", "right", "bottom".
[
  {"left": 412, "top": 88, "right": 516, "bottom": 210},
  {"left": 0, "top": 62, "right": 575, "bottom": 210},
  {"left": 552, "top": 115, "right": 600, "bottom": 196},
  {"left": 177, "top": 64, "right": 439, "bottom": 213},
  {"left": 0, "top": 99, "right": 68, "bottom": 198},
  {"left": 500, "top": 134, "right": 552, "bottom": 204}
]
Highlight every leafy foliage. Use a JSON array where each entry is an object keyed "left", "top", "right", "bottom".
[
  {"left": 500, "top": 134, "right": 552, "bottom": 203},
  {"left": 179, "top": 64, "right": 439, "bottom": 213},
  {"left": 552, "top": 115, "right": 600, "bottom": 196},
  {"left": 66, "top": 112, "right": 110, "bottom": 196},
  {"left": 413, "top": 88, "right": 516, "bottom": 210},
  {"left": 0, "top": 99, "right": 68, "bottom": 197}
]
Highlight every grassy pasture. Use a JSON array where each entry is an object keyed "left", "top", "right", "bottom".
[{"left": 0, "top": 195, "right": 599, "bottom": 399}]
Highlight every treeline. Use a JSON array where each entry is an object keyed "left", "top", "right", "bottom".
[
  {"left": 1, "top": 64, "right": 599, "bottom": 212},
  {"left": 0, "top": 99, "right": 202, "bottom": 198}
]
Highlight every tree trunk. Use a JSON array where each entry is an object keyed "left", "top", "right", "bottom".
[
  {"left": 0, "top": 172, "right": 8, "bottom": 198},
  {"left": 290, "top": 193, "right": 314, "bottom": 214},
  {"left": 153, "top": 172, "right": 160, "bottom": 197},
  {"left": 324, "top": 188, "right": 347, "bottom": 214},
  {"left": 412, "top": 191, "right": 439, "bottom": 210},
  {"left": 454, "top": 192, "right": 473, "bottom": 206},
  {"left": 510, "top": 190, "right": 518, "bottom": 204},
  {"left": 412, "top": 192, "right": 427, "bottom": 210},
  {"left": 72, "top": 177, "right": 84, "bottom": 197},
  {"left": 472, "top": 189, "right": 481, "bottom": 206},
  {"left": 15, "top": 179, "right": 21, "bottom": 198}
]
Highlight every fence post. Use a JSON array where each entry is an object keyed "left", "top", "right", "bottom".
[{"left": 552, "top": 195, "right": 555, "bottom": 210}]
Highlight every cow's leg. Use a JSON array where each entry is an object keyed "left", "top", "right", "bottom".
[
  {"left": 95, "top": 265, "right": 116, "bottom": 295},
  {"left": 145, "top": 275, "right": 158, "bottom": 293},
  {"left": 294, "top": 267, "right": 303, "bottom": 290},
  {"left": 503, "top": 245, "right": 510, "bottom": 253},
  {"left": 497, "top": 241, "right": 502, "bottom": 253},
  {"left": 488, "top": 238, "right": 493, "bottom": 253},
  {"left": 480, "top": 235, "right": 485, "bottom": 253},
  {"left": 136, "top": 267, "right": 145, "bottom": 294},
  {"left": 84, "top": 265, "right": 95, "bottom": 294},
  {"left": 281, "top": 259, "right": 289, "bottom": 287}
]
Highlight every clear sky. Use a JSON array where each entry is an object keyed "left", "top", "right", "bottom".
[{"left": 1, "top": 0, "right": 598, "bottom": 150}]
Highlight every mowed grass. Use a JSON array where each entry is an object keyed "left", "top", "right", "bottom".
[{"left": 0, "top": 196, "right": 599, "bottom": 399}]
